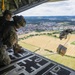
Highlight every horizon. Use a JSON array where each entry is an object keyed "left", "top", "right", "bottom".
[{"left": 24, "top": 16, "right": 75, "bottom": 17}]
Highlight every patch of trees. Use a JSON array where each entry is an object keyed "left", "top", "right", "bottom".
[{"left": 18, "top": 32, "right": 58, "bottom": 41}]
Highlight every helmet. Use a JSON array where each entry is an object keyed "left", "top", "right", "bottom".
[
  {"left": 3, "top": 10, "right": 12, "bottom": 17},
  {"left": 13, "top": 16, "right": 26, "bottom": 27}
]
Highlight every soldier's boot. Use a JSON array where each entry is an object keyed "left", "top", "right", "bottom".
[
  {"left": 13, "top": 44, "right": 25, "bottom": 54},
  {"left": 0, "top": 45, "right": 11, "bottom": 66}
]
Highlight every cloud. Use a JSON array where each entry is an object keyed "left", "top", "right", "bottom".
[{"left": 17, "top": 0, "right": 75, "bottom": 16}]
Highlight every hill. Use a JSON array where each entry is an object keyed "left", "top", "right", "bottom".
[{"left": 24, "top": 16, "right": 75, "bottom": 24}]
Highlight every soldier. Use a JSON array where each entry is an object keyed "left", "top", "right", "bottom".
[
  {"left": 0, "top": 44, "right": 11, "bottom": 66},
  {"left": 0, "top": 10, "right": 12, "bottom": 39},
  {"left": 0, "top": 10, "right": 12, "bottom": 66},
  {"left": 0, "top": 10, "right": 12, "bottom": 27},
  {"left": 59, "top": 29, "right": 73, "bottom": 40},
  {"left": 0, "top": 15, "right": 26, "bottom": 66}
]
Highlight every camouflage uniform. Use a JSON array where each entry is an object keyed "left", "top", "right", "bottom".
[
  {"left": 0, "top": 16, "right": 26, "bottom": 66},
  {"left": 0, "top": 45, "right": 11, "bottom": 66},
  {"left": 0, "top": 24, "right": 17, "bottom": 66},
  {"left": 0, "top": 10, "right": 12, "bottom": 66}
]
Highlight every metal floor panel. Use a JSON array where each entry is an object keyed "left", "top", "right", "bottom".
[{"left": 0, "top": 48, "right": 75, "bottom": 75}]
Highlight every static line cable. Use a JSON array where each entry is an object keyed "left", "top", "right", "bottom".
[{"left": 1, "top": 0, "right": 5, "bottom": 12}]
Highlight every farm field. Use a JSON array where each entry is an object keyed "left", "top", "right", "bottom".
[{"left": 18, "top": 31, "right": 75, "bottom": 70}]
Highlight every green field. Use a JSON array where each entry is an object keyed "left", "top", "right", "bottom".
[
  {"left": 71, "top": 41, "right": 75, "bottom": 45},
  {"left": 18, "top": 32, "right": 75, "bottom": 70},
  {"left": 18, "top": 41, "right": 39, "bottom": 51}
]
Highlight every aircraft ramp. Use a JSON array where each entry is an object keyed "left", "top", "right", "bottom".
[{"left": 0, "top": 48, "right": 75, "bottom": 75}]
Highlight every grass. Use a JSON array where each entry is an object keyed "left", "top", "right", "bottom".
[
  {"left": 71, "top": 41, "right": 75, "bottom": 45},
  {"left": 45, "top": 54, "right": 75, "bottom": 70},
  {"left": 18, "top": 41, "right": 39, "bottom": 52}
]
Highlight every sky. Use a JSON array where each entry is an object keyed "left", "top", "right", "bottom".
[{"left": 17, "top": 0, "right": 75, "bottom": 16}]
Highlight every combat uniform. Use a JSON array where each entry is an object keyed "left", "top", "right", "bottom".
[
  {"left": 0, "top": 16, "right": 26, "bottom": 66},
  {"left": 0, "top": 45, "right": 11, "bottom": 66},
  {"left": 0, "top": 17, "right": 12, "bottom": 66}
]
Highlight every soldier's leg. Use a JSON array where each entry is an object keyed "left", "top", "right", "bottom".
[
  {"left": 0, "top": 45, "right": 11, "bottom": 66},
  {"left": 7, "top": 30, "right": 24, "bottom": 54}
]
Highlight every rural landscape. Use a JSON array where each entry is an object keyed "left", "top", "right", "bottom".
[{"left": 18, "top": 16, "right": 75, "bottom": 70}]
